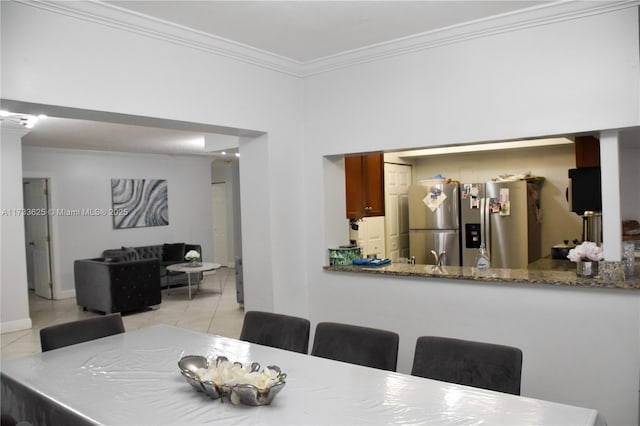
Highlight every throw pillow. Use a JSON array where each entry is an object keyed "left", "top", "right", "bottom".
[
  {"left": 121, "top": 246, "right": 140, "bottom": 261},
  {"left": 163, "top": 243, "right": 186, "bottom": 262}
]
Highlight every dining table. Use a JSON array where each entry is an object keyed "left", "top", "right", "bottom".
[{"left": 0, "top": 324, "right": 605, "bottom": 425}]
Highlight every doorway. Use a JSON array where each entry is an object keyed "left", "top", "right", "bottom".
[
  {"left": 384, "top": 163, "right": 412, "bottom": 261},
  {"left": 211, "top": 182, "right": 231, "bottom": 266},
  {"left": 22, "top": 178, "right": 54, "bottom": 299}
]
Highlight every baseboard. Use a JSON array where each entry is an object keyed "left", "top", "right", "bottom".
[
  {"left": 215, "top": 263, "right": 236, "bottom": 268},
  {"left": 56, "top": 289, "right": 76, "bottom": 300},
  {"left": 202, "top": 265, "right": 234, "bottom": 276},
  {"left": 1, "top": 317, "right": 33, "bottom": 334}
]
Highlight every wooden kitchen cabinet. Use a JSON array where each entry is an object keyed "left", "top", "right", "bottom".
[
  {"left": 345, "top": 152, "right": 385, "bottom": 218},
  {"left": 574, "top": 135, "right": 600, "bottom": 168}
]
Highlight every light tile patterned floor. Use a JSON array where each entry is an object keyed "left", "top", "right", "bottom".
[{"left": 1, "top": 268, "right": 244, "bottom": 361}]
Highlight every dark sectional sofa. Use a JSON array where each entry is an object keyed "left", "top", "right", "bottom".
[
  {"left": 74, "top": 243, "right": 201, "bottom": 314},
  {"left": 102, "top": 243, "right": 203, "bottom": 288}
]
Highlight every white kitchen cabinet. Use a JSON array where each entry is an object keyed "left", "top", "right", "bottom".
[{"left": 349, "top": 216, "right": 386, "bottom": 258}]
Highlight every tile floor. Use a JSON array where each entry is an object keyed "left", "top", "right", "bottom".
[{"left": 1, "top": 267, "right": 245, "bottom": 361}]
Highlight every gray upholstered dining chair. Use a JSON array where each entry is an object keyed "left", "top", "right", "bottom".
[
  {"left": 411, "top": 336, "right": 523, "bottom": 395},
  {"left": 40, "top": 313, "right": 126, "bottom": 352},
  {"left": 311, "top": 322, "right": 399, "bottom": 371},
  {"left": 239, "top": 311, "right": 311, "bottom": 354},
  {"left": 0, "top": 414, "right": 17, "bottom": 426}
]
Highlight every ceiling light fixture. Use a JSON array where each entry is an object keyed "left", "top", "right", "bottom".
[
  {"left": 0, "top": 111, "right": 47, "bottom": 129},
  {"left": 396, "top": 137, "right": 573, "bottom": 158}
]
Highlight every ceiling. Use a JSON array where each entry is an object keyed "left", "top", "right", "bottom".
[
  {"left": 6, "top": 0, "right": 592, "bottom": 156},
  {"left": 104, "top": 1, "right": 548, "bottom": 63},
  {"left": 22, "top": 117, "right": 216, "bottom": 157}
]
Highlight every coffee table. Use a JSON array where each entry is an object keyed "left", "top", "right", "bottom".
[{"left": 165, "top": 262, "right": 221, "bottom": 299}]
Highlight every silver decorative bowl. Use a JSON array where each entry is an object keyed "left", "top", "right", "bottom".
[{"left": 178, "top": 355, "right": 286, "bottom": 406}]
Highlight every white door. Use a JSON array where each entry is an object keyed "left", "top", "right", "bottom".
[
  {"left": 384, "top": 163, "right": 412, "bottom": 261},
  {"left": 23, "top": 178, "right": 53, "bottom": 299},
  {"left": 211, "top": 183, "right": 229, "bottom": 266}
]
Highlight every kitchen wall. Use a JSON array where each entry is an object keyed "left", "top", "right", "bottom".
[
  {"left": 306, "top": 6, "right": 639, "bottom": 425},
  {"left": 22, "top": 147, "right": 215, "bottom": 298},
  {"left": 411, "top": 143, "right": 581, "bottom": 255}
]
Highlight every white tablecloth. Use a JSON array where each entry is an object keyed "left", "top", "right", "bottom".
[{"left": 1, "top": 324, "right": 605, "bottom": 425}]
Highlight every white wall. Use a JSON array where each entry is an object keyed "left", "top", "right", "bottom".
[
  {"left": 305, "top": 7, "right": 640, "bottom": 426},
  {"left": 22, "top": 147, "right": 215, "bottom": 298},
  {"left": 0, "top": 126, "right": 32, "bottom": 333},
  {"left": 314, "top": 271, "right": 639, "bottom": 425},
  {"left": 305, "top": 9, "right": 638, "bottom": 160},
  {"left": 1, "top": 0, "right": 308, "bottom": 319}
]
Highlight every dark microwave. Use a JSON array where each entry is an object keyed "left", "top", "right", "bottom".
[{"left": 568, "top": 167, "right": 601, "bottom": 215}]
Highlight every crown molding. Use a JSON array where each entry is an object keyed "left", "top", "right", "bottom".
[
  {"left": 302, "top": 0, "right": 640, "bottom": 76},
  {"left": 16, "top": 0, "right": 306, "bottom": 76},
  {"left": 15, "top": 0, "right": 640, "bottom": 78}
]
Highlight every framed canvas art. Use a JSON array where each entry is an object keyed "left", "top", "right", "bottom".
[{"left": 111, "top": 178, "right": 169, "bottom": 229}]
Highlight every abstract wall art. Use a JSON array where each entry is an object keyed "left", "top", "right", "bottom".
[{"left": 111, "top": 178, "right": 169, "bottom": 229}]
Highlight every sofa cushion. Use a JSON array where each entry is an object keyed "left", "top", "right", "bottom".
[
  {"left": 102, "top": 249, "right": 131, "bottom": 262},
  {"left": 163, "top": 243, "right": 186, "bottom": 262}
]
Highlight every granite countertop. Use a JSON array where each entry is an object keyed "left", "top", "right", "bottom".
[
  {"left": 323, "top": 260, "right": 640, "bottom": 290},
  {"left": 526, "top": 257, "right": 575, "bottom": 272}
]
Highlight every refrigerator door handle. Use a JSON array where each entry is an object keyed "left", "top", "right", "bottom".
[{"left": 480, "top": 196, "right": 489, "bottom": 256}]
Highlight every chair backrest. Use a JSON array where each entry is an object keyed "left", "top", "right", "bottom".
[
  {"left": 411, "top": 336, "right": 523, "bottom": 395},
  {"left": 40, "top": 314, "right": 125, "bottom": 352},
  {"left": 311, "top": 322, "right": 399, "bottom": 371},
  {"left": 1, "top": 413, "right": 17, "bottom": 426},
  {"left": 239, "top": 311, "right": 310, "bottom": 354}
]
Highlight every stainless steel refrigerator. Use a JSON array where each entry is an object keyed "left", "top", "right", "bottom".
[
  {"left": 408, "top": 183, "right": 460, "bottom": 266},
  {"left": 460, "top": 179, "right": 543, "bottom": 269}
]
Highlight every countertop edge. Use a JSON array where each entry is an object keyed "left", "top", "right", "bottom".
[{"left": 322, "top": 264, "right": 640, "bottom": 290}]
